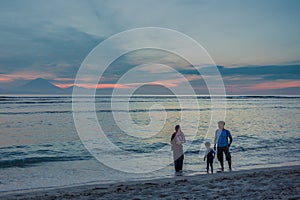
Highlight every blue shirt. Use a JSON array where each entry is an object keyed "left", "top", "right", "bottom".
[{"left": 216, "top": 129, "right": 231, "bottom": 147}]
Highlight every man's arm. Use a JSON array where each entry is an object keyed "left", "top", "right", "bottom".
[
  {"left": 214, "top": 130, "right": 217, "bottom": 150},
  {"left": 227, "top": 131, "right": 233, "bottom": 148}
]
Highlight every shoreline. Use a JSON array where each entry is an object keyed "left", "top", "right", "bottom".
[{"left": 1, "top": 165, "right": 300, "bottom": 200}]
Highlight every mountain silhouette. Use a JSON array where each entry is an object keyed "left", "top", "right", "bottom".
[
  {"left": 0, "top": 78, "right": 97, "bottom": 95},
  {"left": 2, "top": 78, "right": 66, "bottom": 94}
]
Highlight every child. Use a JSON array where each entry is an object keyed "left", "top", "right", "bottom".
[{"left": 203, "top": 141, "right": 215, "bottom": 174}]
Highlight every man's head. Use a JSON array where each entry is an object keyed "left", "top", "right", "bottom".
[{"left": 218, "top": 121, "right": 225, "bottom": 130}]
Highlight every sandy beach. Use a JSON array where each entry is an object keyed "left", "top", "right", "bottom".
[
  {"left": 1, "top": 165, "right": 299, "bottom": 200},
  {"left": 1, "top": 0, "right": 300, "bottom": 198}
]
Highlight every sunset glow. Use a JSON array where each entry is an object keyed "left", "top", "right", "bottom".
[{"left": 245, "top": 80, "right": 300, "bottom": 90}]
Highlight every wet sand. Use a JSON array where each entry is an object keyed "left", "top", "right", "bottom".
[{"left": 1, "top": 165, "right": 300, "bottom": 200}]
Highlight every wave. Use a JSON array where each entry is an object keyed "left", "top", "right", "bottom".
[
  {"left": 0, "top": 156, "right": 91, "bottom": 168},
  {"left": 184, "top": 142, "right": 295, "bottom": 155},
  {"left": 224, "top": 95, "right": 300, "bottom": 99},
  {"left": 0, "top": 101, "right": 72, "bottom": 104},
  {"left": 2, "top": 105, "right": 298, "bottom": 115},
  {"left": 0, "top": 111, "right": 73, "bottom": 115},
  {"left": 0, "top": 108, "right": 213, "bottom": 115},
  {"left": 1, "top": 95, "right": 299, "bottom": 100},
  {"left": 113, "top": 141, "right": 168, "bottom": 153}
]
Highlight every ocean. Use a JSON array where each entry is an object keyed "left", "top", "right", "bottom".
[{"left": 0, "top": 95, "right": 299, "bottom": 193}]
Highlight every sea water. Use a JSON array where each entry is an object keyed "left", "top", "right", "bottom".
[{"left": 0, "top": 95, "right": 299, "bottom": 193}]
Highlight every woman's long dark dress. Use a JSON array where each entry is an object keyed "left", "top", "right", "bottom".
[{"left": 170, "top": 132, "right": 184, "bottom": 172}]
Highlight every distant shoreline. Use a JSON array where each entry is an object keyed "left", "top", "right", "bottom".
[{"left": 1, "top": 94, "right": 300, "bottom": 98}]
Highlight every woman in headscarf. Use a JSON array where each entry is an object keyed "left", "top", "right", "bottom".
[{"left": 170, "top": 125, "right": 186, "bottom": 175}]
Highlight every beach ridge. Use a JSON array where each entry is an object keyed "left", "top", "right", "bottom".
[{"left": 1, "top": 165, "right": 299, "bottom": 200}]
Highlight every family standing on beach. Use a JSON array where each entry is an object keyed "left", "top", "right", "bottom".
[{"left": 170, "top": 121, "right": 233, "bottom": 175}]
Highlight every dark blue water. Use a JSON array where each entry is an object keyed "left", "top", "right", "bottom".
[{"left": 0, "top": 95, "right": 299, "bottom": 192}]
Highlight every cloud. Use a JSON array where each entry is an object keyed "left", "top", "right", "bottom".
[
  {"left": 218, "top": 65, "right": 300, "bottom": 80},
  {"left": 0, "top": 25, "right": 102, "bottom": 75},
  {"left": 243, "top": 80, "right": 300, "bottom": 91},
  {"left": 0, "top": 0, "right": 300, "bottom": 94},
  {"left": 53, "top": 83, "right": 130, "bottom": 89},
  {"left": 1, "top": 0, "right": 300, "bottom": 68}
]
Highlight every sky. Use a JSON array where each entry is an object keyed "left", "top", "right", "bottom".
[{"left": 0, "top": 0, "right": 299, "bottom": 94}]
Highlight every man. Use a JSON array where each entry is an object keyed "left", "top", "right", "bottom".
[{"left": 214, "top": 121, "right": 233, "bottom": 172}]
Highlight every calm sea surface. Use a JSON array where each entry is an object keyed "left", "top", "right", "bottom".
[{"left": 0, "top": 96, "right": 299, "bottom": 193}]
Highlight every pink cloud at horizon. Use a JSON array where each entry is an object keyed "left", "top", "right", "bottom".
[
  {"left": 53, "top": 83, "right": 131, "bottom": 89},
  {"left": 1, "top": 73, "right": 300, "bottom": 94},
  {"left": 53, "top": 81, "right": 178, "bottom": 89},
  {"left": 244, "top": 80, "right": 300, "bottom": 91},
  {"left": 52, "top": 75, "right": 197, "bottom": 89},
  {"left": 0, "top": 76, "right": 13, "bottom": 82}
]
